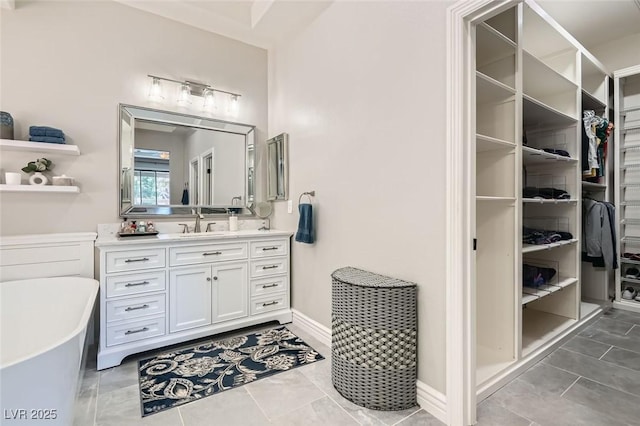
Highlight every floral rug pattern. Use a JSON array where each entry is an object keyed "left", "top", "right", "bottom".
[{"left": 138, "top": 327, "right": 324, "bottom": 416}]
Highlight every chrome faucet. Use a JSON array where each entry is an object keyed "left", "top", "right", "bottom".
[
  {"left": 192, "top": 208, "right": 205, "bottom": 233},
  {"left": 231, "top": 196, "right": 242, "bottom": 205}
]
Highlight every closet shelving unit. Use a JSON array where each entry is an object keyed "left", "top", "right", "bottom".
[
  {"left": 614, "top": 65, "right": 640, "bottom": 313},
  {"left": 473, "top": 0, "right": 609, "bottom": 399}
]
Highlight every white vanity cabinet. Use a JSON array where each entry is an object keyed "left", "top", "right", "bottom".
[{"left": 96, "top": 231, "right": 292, "bottom": 370}]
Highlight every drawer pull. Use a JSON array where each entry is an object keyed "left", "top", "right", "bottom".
[
  {"left": 125, "top": 304, "right": 149, "bottom": 312},
  {"left": 262, "top": 301, "right": 279, "bottom": 307},
  {"left": 125, "top": 281, "right": 150, "bottom": 287},
  {"left": 262, "top": 283, "right": 279, "bottom": 288},
  {"left": 124, "top": 257, "right": 149, "bottom": 263},
  {"left": 262, "top": 265, "right": 279, "bottom": 270},
  {"left": 125, "top": 327, "right": 149, "bottom": 335},
  {"left": 262, "top": 247, "right": 279, "bottom": 251},
  {"left": 203, "top": 251, "right": 222, "bottom": 256}
]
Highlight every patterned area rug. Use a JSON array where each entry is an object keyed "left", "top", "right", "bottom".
[{"left": 137, "top": 326, "right": 324, "bottom": 417}]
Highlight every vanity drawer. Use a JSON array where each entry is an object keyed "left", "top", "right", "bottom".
[
  {"left": 106, "top": 271, "right": 166, "bottom": 298},
  {"left": 169, "top": 242, "right": 248, "bottom": 266},
  {"left": 250, "top": 275, "right": 289, "bottom": 298},
  {"left": 250, "top": 294, "right": 289, "bottom": 316},
  {"left": 250, "top": 239, "right": 289, "bottom": 259},
  {"left": 105, "top": 248, "right": 166, "bottom": 273},
  {"left": 106, "top": 293, "right": 166, "bottom": 323},
  {"left": 106, "top": 315, "right": 166, "bottom": 347},
  {"left": 250, "top": 257, "right": 289, "bottom": 278}
]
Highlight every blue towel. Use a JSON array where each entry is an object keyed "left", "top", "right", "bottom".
[
  {"left": 29, "top": 136, "right": 66, "bottom": 144},
  {"left": 181, "top": 188, "right": 189, "bottom": 205},
  {"left": 295, "top": 203, "right": 314, "bottom": 244},
  {"left": 29, "top": 126, "right": 65, "bottom": 139}
]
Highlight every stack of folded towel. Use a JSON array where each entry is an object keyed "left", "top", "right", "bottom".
[{"left": 29, "top": 126, "right": 66, "bottom": 144}]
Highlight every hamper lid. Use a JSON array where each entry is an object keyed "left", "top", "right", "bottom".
[{"left": 331, "top": 267, "right": 417, "bottom": 288}]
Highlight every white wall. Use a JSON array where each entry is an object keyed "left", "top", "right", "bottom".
[
  {"left": 590, "top": 33, "right": 640, "bottom": 73},
  {"left": 0, "top": 0, "right": 267, "bottom": 235},
  {"left": 268, "top": 1, "right": 449, "bottom": 393}
]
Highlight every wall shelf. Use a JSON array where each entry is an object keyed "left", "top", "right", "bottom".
[
  {"left": 0, "top": 139, "right": 80, "bottom": 155},
  {"left": 0, "top": 185, "right": 79, "bottom": 193}
]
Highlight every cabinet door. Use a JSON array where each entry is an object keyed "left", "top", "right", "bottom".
[
  {"left": 169, "top": 266, "right": 212, "bottom": 332},
  {"left": 211, "top": 261, "right": 248, "bottom": 323}
]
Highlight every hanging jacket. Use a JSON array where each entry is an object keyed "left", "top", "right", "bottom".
[{"left": 582, "top": 199, "right": 615, "bottom": 270}]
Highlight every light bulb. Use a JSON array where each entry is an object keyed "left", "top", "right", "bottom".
[
  {"left": 177, "top": 83, "right": 191, "bottom": 105},
  {"left": 229, "top": 95, "right": 239, "bottom": 117},
  {"left": 148, "top": 77, "right": 164, "bottom": 102},
  {"left": 203, "top": 89, "right": 216, "bottom": 111}
]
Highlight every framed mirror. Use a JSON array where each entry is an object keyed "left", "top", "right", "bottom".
[
  {"left": 119, "top": 104, "right": 255, "bottom": 217},
  {"left": 266, "top": 133, "right": 289, "bottom": 201}
]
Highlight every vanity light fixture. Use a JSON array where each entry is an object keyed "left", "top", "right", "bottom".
[
  {"left": 203, "top": 88, "right": 216, "bottom": 111},
  {"left": 177, "top": 83, "right": 192, "bottom": 106},
  {"left": 148, "top": 77, "right": 164, "bottom": 102},
  {"left": 147, "top": 74, "right": 241, "bottom": 114}
]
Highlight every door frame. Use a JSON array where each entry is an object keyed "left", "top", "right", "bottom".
[{"left": 445, "top": 1, "right": 519, "bottom": 425}]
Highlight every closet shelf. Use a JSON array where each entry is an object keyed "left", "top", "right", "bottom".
[
  {"left": 622, "top": 183, "right": 640, "bottom": 188},
  {"left": 523, "top": 50, "right": 578, "bottom": 95},
  {"left": 0, "top": 139, "right": 80, "bottom": 155},
  {"left": 621, "top": 219, "right": 640, "bottom": 225},
  {"left": 621, "top": 236, "right": 640, "bottom": 243},
  {"left": 521, "top": 310, "right": 577, "bottom": 357},
  {"left": 523, "top": 95, "right": 577, "bottom": 128},
  {"left": 478, "top": 22, "right": 517, "bottom": 49},
  {"left": 581, "top": 181, "right": 606, "bottom": 191},
  {"left": 476, "top": 71, "right": 516, "bottom": 102},
  {"left": 623, "top": 124, "right": 640, "bottom": 133},
  {"left": 522, "top": 239, "right": 578, "bottom": 253},
  {"left": 623, "top": 106, "right": 640, "bottom": 114},
  {"left": 522, "top": 146, "right": 577, "bottom": 164},
  {"left": 622, "top": 258, "right": 640, "bottom": 266},
  {"left": 621, "top": 144, "right": 640, "bottom": 151},
  {"left": 0, "top": 185, "right": 80, "bottom": 193},
  {"left": 620, "top": 201, "right": 640, "bottom": 206},
  {"left": 476, "top": 134, "right": 516, "bottom": 152},
  {"left": 621, "top": 163, "right": 640, "bottom": 170},
  {"left": 581, "top": 90, "right": 606, "bottom": 112},
  {"left": 522, "top": 198, "right": 578, "bottom": 204},
  {"left": 476, "top": 196, "right": 516, "bottom": 202},
  {"left": 622, "top": 277, "right": 640, "bottom": 285},
  {"left": 522, "top": 277, "right": 577, "bottom": 305}
]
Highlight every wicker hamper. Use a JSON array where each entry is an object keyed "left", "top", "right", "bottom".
[{"left": 331, "top": 267, "right": 417, "bottom": 411}]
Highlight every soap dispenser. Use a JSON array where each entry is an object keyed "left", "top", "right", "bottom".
[{"left": 229, "top": 211, "right": 238, "bottom": 231}]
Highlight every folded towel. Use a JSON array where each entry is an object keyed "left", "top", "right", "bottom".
[
  {"left": 295, "top": 203, "right": 314, "bottom": 244},
  {"left": 29, "top": 126, "right": 65, "bottom": 139},
  {"left": 181, "top": 188, "right": 189, "bottom": 205},
  {"left": 29, "top": 136, "right": 66, "bottom": 144}
]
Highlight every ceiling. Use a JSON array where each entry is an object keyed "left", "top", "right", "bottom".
[{"left": 535, "top": 0, "right": 640, "bottom": 49}]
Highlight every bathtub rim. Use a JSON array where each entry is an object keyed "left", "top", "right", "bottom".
[{"left": 0, "top": 276, "right": 99, "bottom": 370}]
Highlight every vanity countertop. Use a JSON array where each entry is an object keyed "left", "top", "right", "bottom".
[{"left": 95, "top": 229, "right": 293, "bottom": 247}]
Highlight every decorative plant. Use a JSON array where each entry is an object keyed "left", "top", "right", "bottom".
[{"left": 21, "top": 158, "right": 53, "bottom": 174}]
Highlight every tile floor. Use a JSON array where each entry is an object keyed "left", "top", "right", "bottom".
[{"left": 74, "top": 308, "right": 640, "bottom": 426}]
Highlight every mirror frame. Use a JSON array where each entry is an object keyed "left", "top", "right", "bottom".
[
  {"left": 118, "top": 104, "right": 256, "bottom": 218},
  {"left": 266, "top": 133, "right": 289, "bottom": 201}
]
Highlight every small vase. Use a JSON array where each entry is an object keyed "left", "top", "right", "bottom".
[{"left": 29, "top": 172, "right": 48, "bottom": 186}]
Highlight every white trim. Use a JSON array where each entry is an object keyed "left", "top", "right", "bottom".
[
  {"left": 0, "top": 232, "right": 97, "bottom": 247},
  {"left": 291, "top": 308, "right": 331, "bottom": 347},
  {"left": 416, "top": 380, "right": 448, "bottom": 425},
  {"left": 446, "top": 1, "right": 518, "bottom": 425}
]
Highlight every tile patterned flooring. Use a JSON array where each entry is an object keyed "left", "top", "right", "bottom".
[{"left": 75, "top": 308, "right": 640, "bottom": 426}]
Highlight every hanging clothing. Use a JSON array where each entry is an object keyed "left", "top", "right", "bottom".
[{"left": 582, "top": 199, "right": 617, "bottom": 270}]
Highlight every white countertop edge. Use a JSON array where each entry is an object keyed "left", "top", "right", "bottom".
[{"left": 95, "top": 230, "right": 293, "bottom": 247}]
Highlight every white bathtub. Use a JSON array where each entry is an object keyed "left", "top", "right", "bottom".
[{"left": 0, "top": 277, "right": 98, "bottom": 425}]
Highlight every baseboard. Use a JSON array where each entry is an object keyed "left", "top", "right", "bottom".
[
  {"left": 291, "top": 308, "right": 332, "bottom": 347},
  {"left": 417, "top": 380, "right": 448, "bottom": 424}
]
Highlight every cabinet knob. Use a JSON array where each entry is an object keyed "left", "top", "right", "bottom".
[
  {"left": 213, "top": 276, "right": 218, "bottom": 281},
  {"left": 206, "top": 277, "right": 211, "bottom": 281}
]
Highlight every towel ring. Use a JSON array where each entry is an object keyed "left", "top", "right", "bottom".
[{"left": 299, "top": 190, "right": 315, "bottom": 205}]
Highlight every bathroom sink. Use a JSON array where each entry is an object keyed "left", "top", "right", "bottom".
[{"left": 162, "top": 232, "right": 227, "bottom": 239}]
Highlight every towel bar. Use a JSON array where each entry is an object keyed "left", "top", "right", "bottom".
[{"left": 298, "top": 190, "right": 315, "bottom": 205}]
